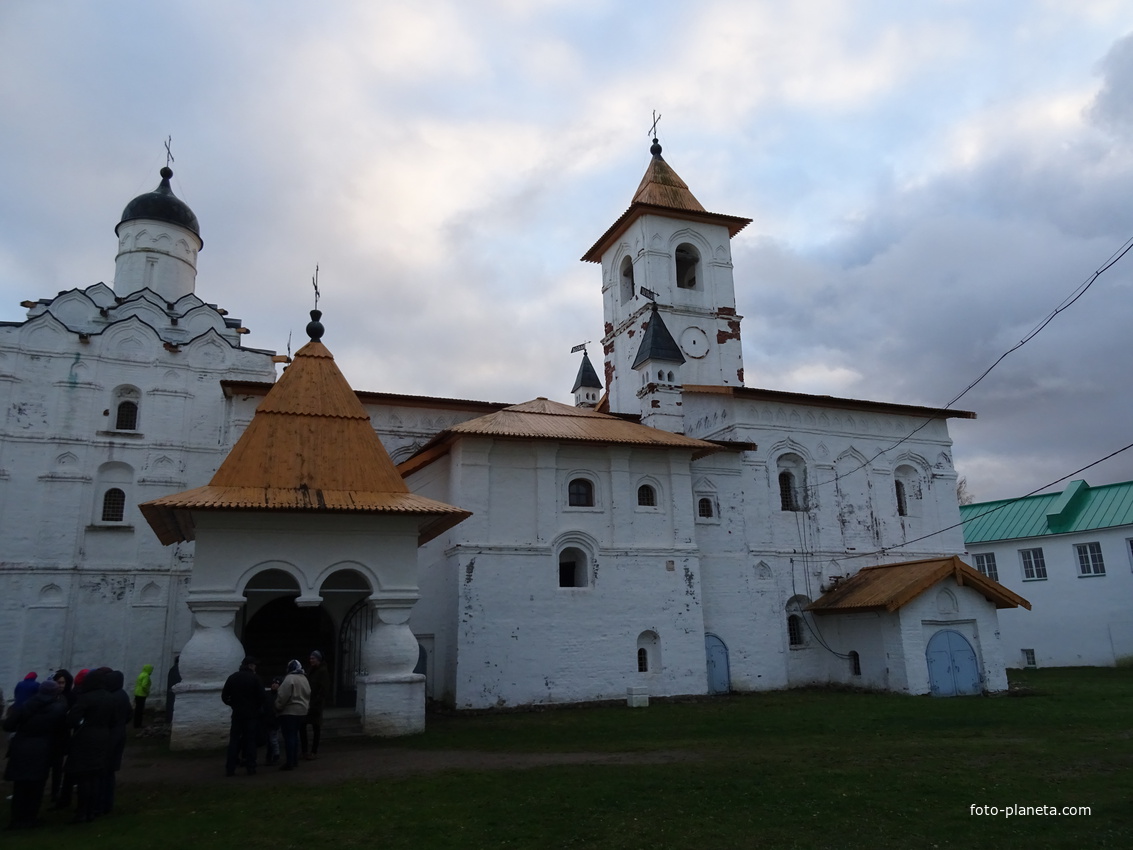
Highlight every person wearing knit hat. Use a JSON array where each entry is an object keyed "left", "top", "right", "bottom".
[
  {"left": 13, "top": 672, "right": 38, "bottom": 708},
  {"left": 272, "top": 660, "right": 311, "bottom": 771},
  {"left": 3, "top": 674, "right": 67, "bottom": 828}
]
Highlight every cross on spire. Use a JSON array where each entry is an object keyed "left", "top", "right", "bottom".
[
  {"left": 649, "top": 110, "right": 662, "bottom": 140},
  {"left": 312, "top": 264, "right": 321, "bottom": 310},
  {"left": 164, "top": 136, "right": 174, "bottom": 168}
]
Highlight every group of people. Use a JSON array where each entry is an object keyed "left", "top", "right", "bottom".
[
  {"left": 2, "top": 664, "right": 154, "bottom": 830},
  {"left": 221, "top": 650, "right": 329, "bottom": 776}
]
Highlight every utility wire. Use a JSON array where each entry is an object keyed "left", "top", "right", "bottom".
[
  {"left": 803, "top": 233, "right": 1133, "bottom": 497},
  {"left": 829, "top": 439, "right": 1133, "bottom": 568}
]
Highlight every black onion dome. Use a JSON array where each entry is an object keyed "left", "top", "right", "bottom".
[{"left": 117, "top": 167, "right": 201, "bottom": 238}]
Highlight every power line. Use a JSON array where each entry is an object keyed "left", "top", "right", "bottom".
[
  {"left": 802, "top": 232, "right": 1133, "bottom": 497},
  {"left": 828, "top": 439, "right": 1133, "bottom": 569}
]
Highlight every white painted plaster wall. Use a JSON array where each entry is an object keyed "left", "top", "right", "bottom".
[{"left": 967, "top": 526, "right": 1133, "bottom": 667}]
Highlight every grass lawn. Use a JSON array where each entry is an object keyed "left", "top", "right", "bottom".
[{"left": 6, "top": 668, "right": 1131, "bottom": 848}]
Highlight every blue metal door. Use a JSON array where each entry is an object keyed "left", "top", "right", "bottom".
[
  {"left": 705, "top": 633, "right": 730, "bottom": 694},
  {"left": 925, "top": 630, "right": 981, "bottom": 696}
]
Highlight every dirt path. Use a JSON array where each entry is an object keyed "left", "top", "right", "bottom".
[{"left": 119, "top": 739, "right": 699, "bottom": 787}]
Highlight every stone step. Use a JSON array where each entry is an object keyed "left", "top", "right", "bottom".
[{"left": 320, "top": 707, "right": 364, "bottom": 739}]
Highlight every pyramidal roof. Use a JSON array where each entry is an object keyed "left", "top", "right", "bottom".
[
  {"left": 629, "top": 146, "right": 707, "bottom": 212},
  {"left": 571, "top": 351, "right": 602, "bottom": 392},
  {"left": 632, "top": 303, "right": 685, "bottom": 368},
  {"left": 581, "top": 139, "right": 752, "bottom": 262},
  {"left": 140, "top": 311, "right": 470, "bottom": 546}
]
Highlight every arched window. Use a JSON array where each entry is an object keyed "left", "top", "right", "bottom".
[
  {"left": 568, "top": 478, "right": 594, "bottom": 507},
  {"left": 620, "top": 256, "right": 635, "bottom": 304},
  {"left": 777, "top": 454, "right": 807, "bottom": 512},
  {"left": 636, "top": 630, "right": 660, "bottom": 672},
  {"left": 779, "top": 471, "right": 799, "bottom": 511},
  {"left": 558, "top": 546, "right": 589, "bottom": 588},
  {"left": 115, "top": 400, "right": 138, "bottom": 431},
  {"left": 849, "top": 651, "right": 861, "bottom": 676},
  {"left": 787, "top": 614, "right": 805, "bottom": 647},
  {"left": 637, "top": 485, "right": 656, "bottom": 507},
  {"left": 675, "top": 243, "right": 700, "bottom": 289},
  {"left": 111, "top": 385, "right": 141, "bottom": 432},
  {"left": 894, "top": 464, "right": 921, "bottom": 517},
  {"left": 698, "top": 497, "right": 714, "bottom": 518},
  {"left": 101, "top": 488, "right": 126, "bottom": 522},
  {"left": 666, "top": 371, "right": 674, "bottom": 383}
]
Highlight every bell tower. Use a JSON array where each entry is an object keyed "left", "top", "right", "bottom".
[{"left": 582, "top": 139, "right": 752, "bottom": 418}]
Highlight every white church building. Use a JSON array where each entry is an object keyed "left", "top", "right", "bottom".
[{"left": 0, "top": 143, "right": 1030, "bottom": 744}]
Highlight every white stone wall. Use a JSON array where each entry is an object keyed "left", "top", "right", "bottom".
[
  {"left": 0, "top": 284, "right": 276, "bottom": 696},
  {"left": 409, "top": 436, "right": 710, "bottom": 708},
  {"left": 967, "top": 526, "right": 1133, "bottom": 667}
]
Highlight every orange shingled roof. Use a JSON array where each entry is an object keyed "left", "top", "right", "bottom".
[
  {"left": 629, "top": 153, "right": 707, "bottom": 213},
  {"left": 140, "top": 329, "right": 470, "bottom": 546},
  {"left": 398, "top": 397, "right": 720, "bottom": 476},
  {"left": 807, "top": 556, "right": 1031, "bottom": 614},
  {"left": 581, "top": 148, "right": 751, "bottom": 263}
]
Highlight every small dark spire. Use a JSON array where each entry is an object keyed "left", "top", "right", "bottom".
[
  {"left": 306, "top": 309, "right": 324, "bottom": 342},
  {"left": 650, "top": 137, "right": 662, "bottom": 157}
]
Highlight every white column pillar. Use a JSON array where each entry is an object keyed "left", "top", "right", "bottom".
[
  {"left": 169, "top": 596, "right": 246, "bottom": 750},
  {"left": 357, "top": 596, "right": 425, "bottom": 736}
]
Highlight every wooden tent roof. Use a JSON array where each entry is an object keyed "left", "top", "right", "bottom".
[
  {"left": 807, "top": 556, "right": 1031, "bottom": 614},
  {"left": 140, "top": 322, "right": 470, "bottom": 546},
  {"left": 581, "top": 144, "right": 751, "bottom": 263}
]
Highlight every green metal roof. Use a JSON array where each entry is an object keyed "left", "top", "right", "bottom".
[{"left": 960, "top": 479, "right": 1133, "bottom": 544}]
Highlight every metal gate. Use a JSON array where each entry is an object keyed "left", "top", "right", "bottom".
[
  {"left": 925, "top": 629, "right": 981, "bottom": 696},
  {"left": 337, "top": 598, "right": 374, "bottom": 708}
]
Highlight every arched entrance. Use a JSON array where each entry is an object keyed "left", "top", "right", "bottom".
[
  {"left": 705, "top": 633, "right": 730, "bottom": 694},
  {"left": 925, "top": 629, "right": 981, "bottom": 696},
  {"left": 240, "top": 567, "right": 372, "bottom": 707},
  {"left": 241, "top": 596, "right": 335, "bottom": 685}
]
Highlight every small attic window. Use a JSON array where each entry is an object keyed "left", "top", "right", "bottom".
[{"left": 675, "top": 243, "right": 700, "bottom": 289}]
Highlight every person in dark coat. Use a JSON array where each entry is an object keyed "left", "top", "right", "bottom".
[
  {"left": 66, "top": 668, "right": 118, "bottom": 823},
  {"left": 47, "top": 670, "right": 74, "bottom": 804},
  {"left": 12, "top": 673, "right": 39, "bottom": 708},
  {"left": 3, "top": 679, "right": 67, "bottom": 829},
  {"left": 165, "top": 656, "right": 181, "bottom": 724},
  {"left": 300, "top": 650, "right": 330, "bottom": 760},
  {"left": 221, "top": 657, "right": 262, "bottom": 777},
  {"left": 98, "top": 671, "right": 133, "bottom": 816}
]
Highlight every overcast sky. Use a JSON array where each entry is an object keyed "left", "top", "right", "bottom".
[{"left": 2, "top": 0, "right": 1132, "bottom": 504}]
